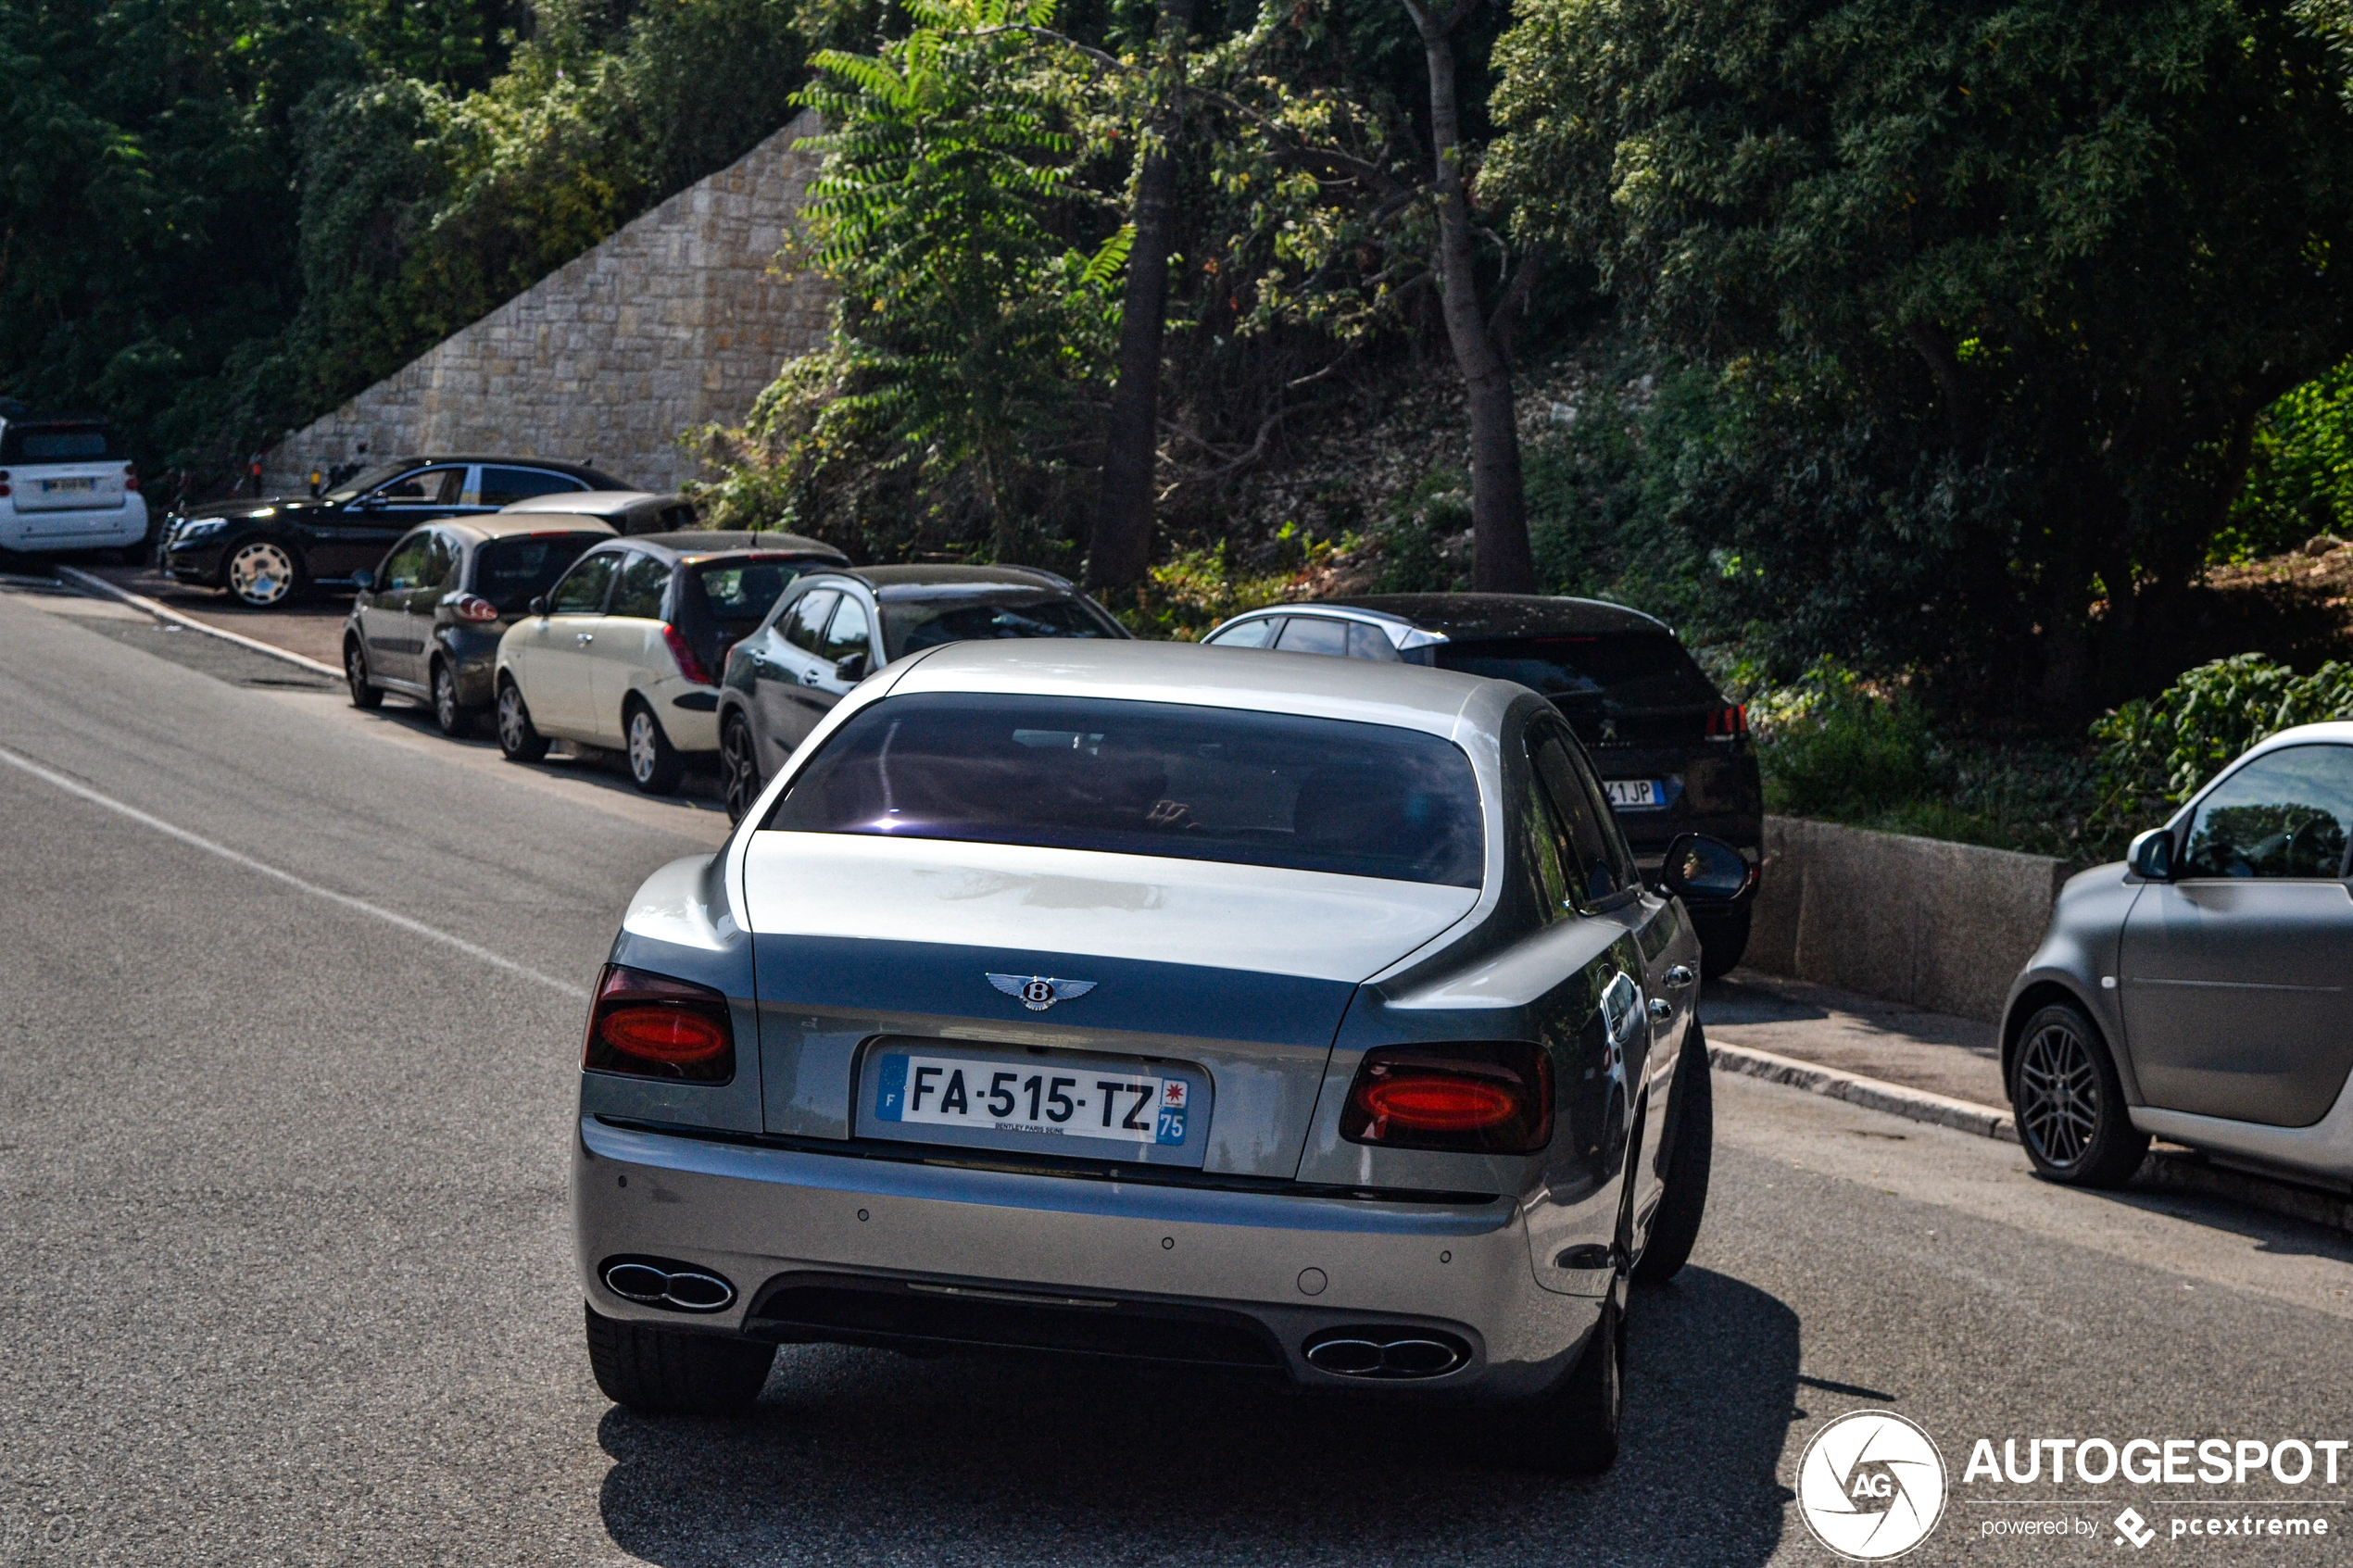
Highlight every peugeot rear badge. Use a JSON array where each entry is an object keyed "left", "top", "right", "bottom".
[{"left": 988, "top": 973, "right": 1098, "bottom": 1011}]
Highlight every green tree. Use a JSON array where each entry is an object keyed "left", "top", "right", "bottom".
[{"left": 1490, "top": 0, "right": 2353, "bottom": 707}]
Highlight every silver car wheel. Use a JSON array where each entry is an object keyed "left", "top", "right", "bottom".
[
  {"left": 225, "top": 540, "right": 296, "bottom": 607},
  {"left": 628, "top": 709, "right": 659, "bottom": 784},
  {"left": 498, "top": 687, "right": 528, "bottom": 748},
  {"left": 2015, "top": 1019, "right": 2099, "bottom": 1168}
]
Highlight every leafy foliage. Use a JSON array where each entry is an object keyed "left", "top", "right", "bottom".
[{"left": 2091, "top": 654, "right": 2353, "bottom": 830}]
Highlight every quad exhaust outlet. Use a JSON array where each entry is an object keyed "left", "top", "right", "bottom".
[{"left": 601, "top": 1256, "right": 736, "bottom": 1313}]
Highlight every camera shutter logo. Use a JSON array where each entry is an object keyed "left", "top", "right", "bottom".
[{"left": 1796, "top": 1411, "right": 1948, "bottom": 1561}]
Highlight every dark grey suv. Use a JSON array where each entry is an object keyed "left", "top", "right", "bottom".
[
  {"left": 1202, "top": 595, "right": 1762, "bottom": 975},
  {"left": 714, "top": 564, "right": 1128, "bottom": 822}
]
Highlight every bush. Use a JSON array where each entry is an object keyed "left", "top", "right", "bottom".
[
  {"left": 1755, "top": 675, "right": 1937, "bottom": 823},
  {"left": 2091, "top": 654, "right": 2353, "bottom": 830}
]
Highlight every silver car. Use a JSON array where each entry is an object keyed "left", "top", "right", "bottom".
[
  {"left": 570, "top": 641, "right": 1746, "bottom": 1471},
  {"left": 2004, "top": 721, "right": 2353, "bottom": 1185}
]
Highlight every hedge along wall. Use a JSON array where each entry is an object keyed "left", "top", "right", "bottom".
[{"left": 263, "top": 108, "right": 835, "bottom": 495}]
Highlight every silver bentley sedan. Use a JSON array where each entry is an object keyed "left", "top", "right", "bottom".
[
  {"left": 2004, "top": 721, "right": 2353, "bottom": 1186},
  {"left": 570, "top": 640, "right": 1743, "bottom": 1471}
]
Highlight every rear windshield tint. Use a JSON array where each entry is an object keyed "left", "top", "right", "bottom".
[
  {"left": 1435, "top": 633, "right": 1720, "bottom": 711},
  {"left": 766, "top": 693, "right": 1484, "bottom": 887},
  {"left": 474, "top": 535, "right": 603, "bottom": 611},
  {"left": 3, "top": 423, "right": 120, "bottom": 462},
  {"left": 691, "top": 560, "right": 803, "bottom": 629},
  {"left": 883, "top": 592, "right": 1121, "bottom": 657}
]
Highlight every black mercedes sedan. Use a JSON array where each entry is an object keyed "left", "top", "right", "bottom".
[
  {"left": 1202, "top": 594, "right": 1763, "bottom": 975},
  {"left": 158, "top": 457, "right": 629, "bottom": 608}
]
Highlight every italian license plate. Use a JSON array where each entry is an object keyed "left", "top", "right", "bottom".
[
  {"left": 1605, "top": 778, "right": 1666, "bottom": 809},
  {"left": 42, "top": 477, "right": 94, "bottom": 494},
  {"left": 875, "top": 1051, "right": 1191, "bottom": 1146}
]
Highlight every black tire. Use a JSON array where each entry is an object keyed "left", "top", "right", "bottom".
[
  {"left": 1499, "top": 1283, "right": 1624, "bottom": 1474},
  {"left": 430, "top": 659, "right": 473, "bottom": 738},
  {"left": 496, "top": 677, "right": 549, "bottom": 763},
  {"left": 720, "top": 710, "right": 762, "bottom": 824},
  {"left": 2009, "top": 1001, "right": 2149, "bottom": 1186},
  {"left": 624, "top": 699, "right": 684, "bottom": 796},
  {"left": 584, "top": 1305, "right": 774, "bottom": 1416},
  {"left": 117, "top": 541, "right": 149, "bottom": 567},
  {"left": 221, "top": 536, "right": 306, "bottom": 608},
  {"left": 344, "top": 638, "right": 384, "bottom": 710},
  {"left": 1693, "top": 904, "right": 1751, "bottom": 981},
  {"left": 1632, "top": 1024, "right": 1714, "bottom": 1284}
]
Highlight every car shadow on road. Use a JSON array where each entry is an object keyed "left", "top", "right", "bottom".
[
  {"left": 593, "top": 1267, "right": 1799, "bottom": 1567},
  {"left": 359, "top": 696, "right": 730, "bottom": 811}
]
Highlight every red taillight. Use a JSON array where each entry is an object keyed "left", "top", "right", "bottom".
[
  {"left": 585, "top": 965, "right": 735, "bottom": 1083},
  {"left": 0, "top": 470, "right": 11, "bottom": 498},
  {"left": 448, "top": 593, "right": 499, "bottom": 622},
  {"left": 1340, "top": 1043, "right": 1553, "bottom": 1154},
  {"left": 123, "top": 463, "right": 139, "bottom": 493},
  {"left": 1705, "top": 704, "right": 1747, "bottom": 739},
  {"left": 661, "top": 622, "right": 713, "bottom": 686}
]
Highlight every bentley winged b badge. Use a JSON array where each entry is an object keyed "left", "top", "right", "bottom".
[{"left": 988, "top": 973, "right": 1098, "bottom": 1012}]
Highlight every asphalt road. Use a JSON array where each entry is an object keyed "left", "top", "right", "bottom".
[{"left": 6, "top": 577, "right": 2353, "bottom": 1567}]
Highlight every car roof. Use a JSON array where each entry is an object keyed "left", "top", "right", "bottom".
[
  {"left": 590, "top": 529, "right": 847, "bottom": 562},
  {"left": 431, "top": 514, "right": 618, "bottom": 544},
  {"left": 884, "top": 638, "right": 1509, "bottom": 740},
  {"left": 1304, "top": 594, "right": 1669, "bottom": 638},
  {"left": 500, "top": 490, "right": 673, "bottom": 515},
  {"left": 2239, "top": 721, "right": 2353, "bottom": 764},
  {"left": 797, "top": 563, "right": 1076, "bottom": 598}
]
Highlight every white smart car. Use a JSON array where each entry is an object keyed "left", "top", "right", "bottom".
[{"left": 0, "top": 416, "right": 147, "bottom": 561}]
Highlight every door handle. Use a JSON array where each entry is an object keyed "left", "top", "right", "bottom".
[
  {"left": 1665, "top": 964, "right": 1696, "bottom": 989},
  {"left": 575, "top": 632, "right": 595, "bottom": 645},
  {"left": 800, "top": 670, "right": 824, "bottom": 685},
  {"left": 1648, "top": 997, "right": 1673, "bottom": 1022}
]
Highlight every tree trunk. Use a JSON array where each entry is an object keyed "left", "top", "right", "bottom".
[
  {"left": 1408, "top": 0, "right": 1537, "bottom": 596},
  {"left": 1085, "top": 0, "right": 1196, "bottom": 594}
]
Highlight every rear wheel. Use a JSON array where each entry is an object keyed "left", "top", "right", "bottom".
[
  {"left": 344, "top": 638, "right": 383, "bottom": 710},
  {"left": 496, "top": 677, "right": 549, "bottom": 763},
  {"left": 625, "top": 700, "right": 684, "bottom": 796},
  {"left": 1632, "top": 1024, "right": 1714, "bottom": 1284},
  {"left": 431, "top": 659, "right": 472, "bottom": 738},
  {"left": 584, "top": 1305, "right": 774, "bottom": 1416},
  {"left": 1500, "top": 1281, "right": 1624, "bottom": 1474},
  {"left": 223, "top": 537, "right": 303, "bottom": 608},
  {"left": 2010, "top": 1001, "right": 2148, "bottom": 1186},
  {"left": 720, "top": 711, "right": 762, "bottom": 823}
]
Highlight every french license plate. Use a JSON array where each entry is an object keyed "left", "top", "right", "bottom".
[
  {"left": 1605, "top": 778, "right": 1666, "bottom": 809},
  {"left": 874, "top": 1050, "right": 1191, "bottom": 1147},
  {"left": 42, "top": 477, "right": 95, "bottom": 495}
]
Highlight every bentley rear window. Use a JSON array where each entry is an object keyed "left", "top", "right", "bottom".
[{"left": 766, "top": 693, "right": 1484, "bottom": 887}]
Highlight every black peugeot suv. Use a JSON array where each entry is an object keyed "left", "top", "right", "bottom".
[{"left": 1201, "top": 593, "right": 1763, "bottom": 975}]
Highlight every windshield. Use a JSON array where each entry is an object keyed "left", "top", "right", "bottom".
[
  {"left": 323, "top": 463, "right": 415, "bottom": 504},
  {"left": 882, "top": 591, "right": 1122, "bottom": 658},
  {"left": 1434, "top": 633, "right": 1721, "bottom": 711},
  {"left": 473, "top": 535, "right": 605, "bottom": 612},
  {"left": 766, "top": 693, "right": 1484, "bottom": 887}
]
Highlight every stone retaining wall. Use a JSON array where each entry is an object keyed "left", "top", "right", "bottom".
[
  {"left": 1745, "top": 815, "right": 2067, "bottom": 1023},
  {"left": 263, "top": 108, "right": 835, "bottom": 495}
]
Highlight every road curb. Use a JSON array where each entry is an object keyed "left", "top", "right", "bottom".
[
  {"left": 1707, "top": 1040, "right": 2020, "bottom": 1143},
  {"left": 55, "top": 566, "right": 345, "bottom": 680},
  {"left": 1710, "top": 1038, "right": 2353, "bottom": 1238}
]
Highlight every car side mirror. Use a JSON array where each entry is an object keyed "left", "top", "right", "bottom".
[
  {"left": 835, "top": 651, "right": 869, "bottom": 683},
  {"left": 350, "top": 568, "right": 373, "bottom": 592},
  {"left": 1660, "top": 833, "right": 1756, "bottom": 905},
  {"left": 528, "top": 596, "right": 549, "bottom": 618},
  {"left": 2129, "top": 826, "right": 2175, "bottom": 882},
  {"left": 353, "top": 496, "right": 384, "bottom": 513}
]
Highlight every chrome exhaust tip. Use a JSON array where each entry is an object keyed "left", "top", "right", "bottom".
[
  {"left": 600, "top": 1256, "right": 736, "bottom": 1313},
  {"left": 1303, "top": 1327, "right": 1469, "bottom": 1379}
]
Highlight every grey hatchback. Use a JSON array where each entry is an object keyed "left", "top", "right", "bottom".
[{"left": 2003, "top": 722, "right": 2353, "bottom": 1185}]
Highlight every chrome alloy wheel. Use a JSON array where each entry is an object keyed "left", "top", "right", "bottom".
[
  {"left": 720, "top": 717, "right": 761, "bottom": 822},
  {"left": 627, "top": 709, "right": 661, "bottom": 784},
  {"left": 224, "top": 540, "right": 297, "bottom": 607},
  {"left": 2015, "top": 1018, "right": 2100, "bottom": 1169},
  {"left": 497, "top": 685, "right": 530, "bottom": 751},
  {"left": 434, "top": 664, "right": 462, "bottom": 732}
]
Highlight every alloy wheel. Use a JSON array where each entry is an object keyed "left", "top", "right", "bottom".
[
  {"left": 721, "top": 720, "right": 761, "bottom": 822},
  {"left": 2015, "top": 1019, "right": 2100, "bottom": 1169},
  {"left": 628, "top": 710, "right": 660, "bottom": 784},
  {"left": 225, "top": 541, "right": 296, "bottom": 607},
  {"left": 434, "top": 666, "right": 460, "bottom": 731},
  {"left": 498, "top": 687, "right": 528, "bottom": 751}
]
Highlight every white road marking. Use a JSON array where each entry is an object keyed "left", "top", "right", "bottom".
[{"left": 0, "top": 740, "right": 590, "bottom": 1000}]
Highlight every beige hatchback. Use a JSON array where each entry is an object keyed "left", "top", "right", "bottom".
[{"left": 494, "top": 530, "right": 846, "bottom": 792}]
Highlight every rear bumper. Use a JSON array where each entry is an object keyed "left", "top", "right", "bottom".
[
  {"left": 0, "top": 499, "right": 147, "bottom": 551},
  {"left": 571, "top": 1115, "right": 1598, "bottom": 1399}
]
